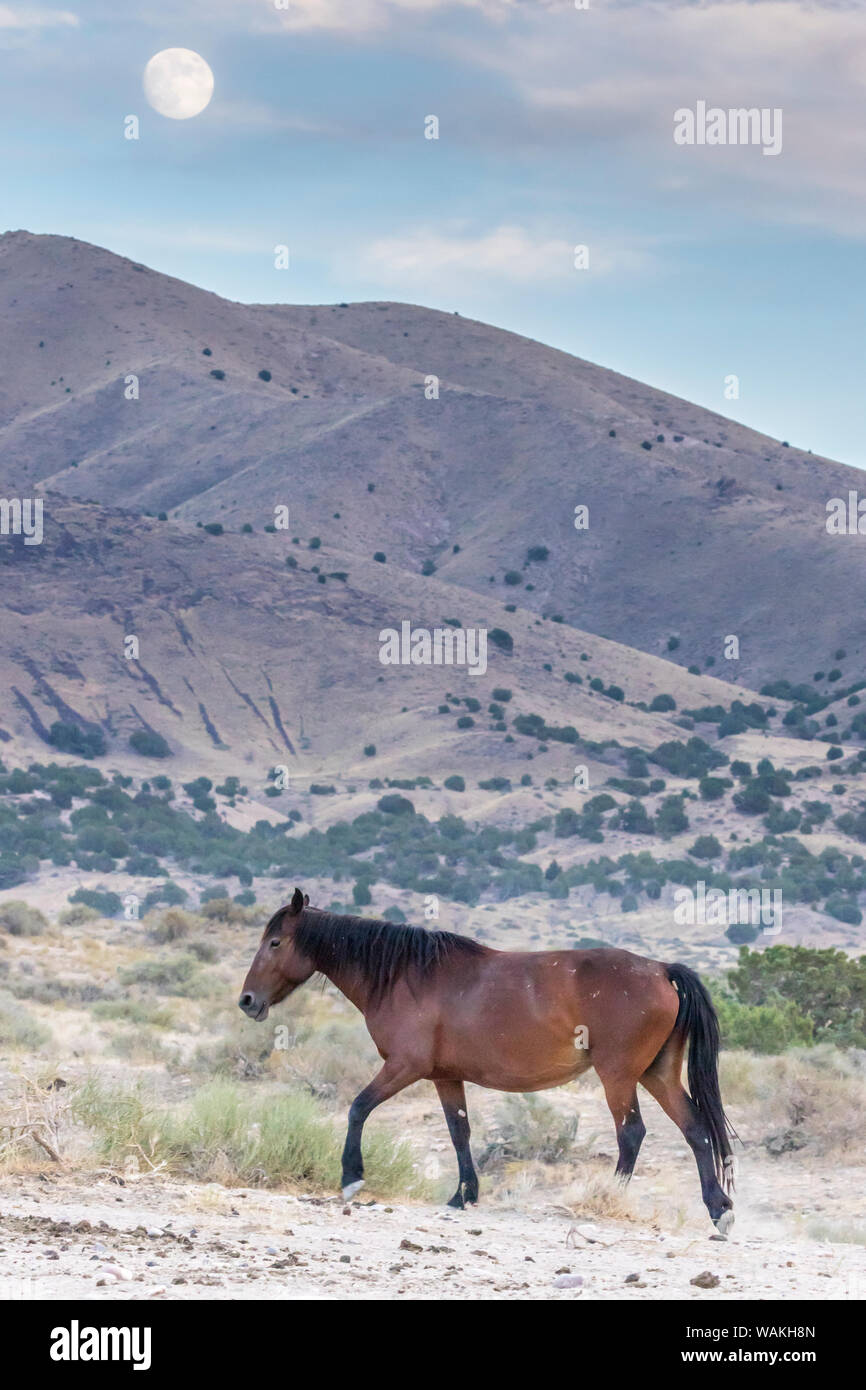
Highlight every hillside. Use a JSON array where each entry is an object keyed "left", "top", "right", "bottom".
[{"left": 1, "top": 230, "right": 864, "bottom": 688}]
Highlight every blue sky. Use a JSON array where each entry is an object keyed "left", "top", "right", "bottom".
[{"left": 2, "top": 0, "right": 865, "bottom": 465}]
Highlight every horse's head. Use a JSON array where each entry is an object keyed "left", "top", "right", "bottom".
[{"left": 238, "top": 887, "right": 313, "bottom": 1021}]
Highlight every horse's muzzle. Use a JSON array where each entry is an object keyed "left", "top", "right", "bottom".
[{"left": 238, "top": 992, "right": 269, "bottom": 1021}]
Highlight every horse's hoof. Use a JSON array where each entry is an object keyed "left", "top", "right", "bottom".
[
  {"left": 342, "top": 1179, "right": 365, "bottom": 1200},
  {"left": 714, "top": 1208, "right": 735, "bottom": 1237},
  {"left": 446, "top": 1191, "right": 465, "bottom": 1209}
]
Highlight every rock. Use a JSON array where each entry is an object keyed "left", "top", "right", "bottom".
[
  {"left": 624, "top": 1272, "right": 641, "bottom": 1283},
  {"left": 98, "top": 1263, "right": 133, "bottom": 1281},
  {"left": 690, "top": 1271, "right": 720, "bottom": 1289},
  {"left": 399, "top": 1239, "right": 423, "bottom": 1253},
  {"left": 553, "top": 1274, "right": 583, "bottom": 1289}
]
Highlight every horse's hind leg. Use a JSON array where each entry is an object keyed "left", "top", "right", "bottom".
[
  {"left": 639, "top": 1047, "right": 733, "bottom": 1230},
  {"left": 434, "top": 1079, "right": 479, "bottom": 1208},
  {"left": 598, "top": 1073, "right": 646, "bottom": 1182}
]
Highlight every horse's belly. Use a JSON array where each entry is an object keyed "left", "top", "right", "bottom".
[{"left": 434, "top": 1020, "right": 592, "bottom": 1091}]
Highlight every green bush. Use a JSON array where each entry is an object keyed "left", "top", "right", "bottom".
[
  {"left": 69, "top": 887, "right": 121, "bottom": 918},
  {"left": 726, "top": 945, "right": 866, "bottom": 1047},
  {"left": 689, "top": 835, "right": 722, "bottom": 860},
  {"left": 129, "top": 730, "right": 172, "bottom": 758},
  {"left": 715, "top": 995, "right": 813, "bottom": 1053},
  {"left": 48, "top": 722, "right": 105, "bottom": 759}
]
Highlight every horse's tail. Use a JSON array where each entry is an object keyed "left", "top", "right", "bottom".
[{"left": 665, "top": 963, "right": 735, "bottom": 1193}]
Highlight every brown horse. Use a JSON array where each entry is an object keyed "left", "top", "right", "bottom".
[{"left": 239, "top": 889, "right": 735, "bottom": 1233}]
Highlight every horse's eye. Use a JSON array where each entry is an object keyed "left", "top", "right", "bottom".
[{"left": 269, "top": 938, "right": 281, "bottom": 950}]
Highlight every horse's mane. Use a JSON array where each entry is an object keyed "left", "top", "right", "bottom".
[{"left": 271, "top": 907, "right": 485, "bottom": 1003}]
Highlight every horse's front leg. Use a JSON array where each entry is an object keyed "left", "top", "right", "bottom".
[
  {"left": 434, "top": 1078, "right": 479, "bottom": 1208},
  {"left": 340, "top": 1060, "right": 420, "bottom": 1200}
]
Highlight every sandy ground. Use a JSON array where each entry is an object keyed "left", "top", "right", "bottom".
[{"left": 1, "top": 1163, "right": 864, "bottom": 1302}]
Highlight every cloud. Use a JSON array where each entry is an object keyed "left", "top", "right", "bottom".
[
  {"left": 258, "top": 0, "right": 554, "bottom": 35},
  {"left": 0, "top": 5, "right": 78, "bottom": 27},
  {"left": 358, "top": 223, "right": 655, "bottom": 285}
]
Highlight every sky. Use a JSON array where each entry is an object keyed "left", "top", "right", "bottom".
[{"left": 2, "top": 0, "right": 865, "bottom": 465}]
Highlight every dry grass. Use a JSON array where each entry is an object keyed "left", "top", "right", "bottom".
[{"left": 721, "top": 1046, "right": 866, "bottom": 1158}]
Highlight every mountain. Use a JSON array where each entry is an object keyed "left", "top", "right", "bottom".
[
  {"left": 1, "top": 230, "right": 863, "bottom": 689},
  {"left": 2, "top": 230, "right": 865, "bottom": 959}
]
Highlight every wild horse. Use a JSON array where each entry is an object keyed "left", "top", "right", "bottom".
[{"left": 239, "top": 890, "right": 735, "bottom": 1233}]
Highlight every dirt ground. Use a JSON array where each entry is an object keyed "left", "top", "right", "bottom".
[{"left": 1, "top": 1140, "right": 864, "bottom": 1301}]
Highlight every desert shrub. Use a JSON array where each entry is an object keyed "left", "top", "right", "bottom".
[
  {"left": 200, "top": 899, "right": 248, "bottom": 924},
  {"left": 651, "top": 737, "right": 727, "bottom": 779},
  {"left": 92, "top": 999, "right": 174, "bottom": 1028},
  {"left": 715, "top": 995, "right": 813, "bottom": 1052},
  {"left": 74, "top": 1078, "right": 422, "bottom": 1195},
  {"left": 479, "top": 1093, "right": 578, "bottom": 1169},
  {"left": 725, "top": 922, "right": 760, "bottom": 945},
  {"left": 726, "top": 945, "right": 866, "bottom": 1047},
  {"left": 69, "top": 887, "right": 121, "bottom": 918},
  {"left": 0, "top": 901, "right": 47, "bottom": 936},
  {"left": 0, "top": 990, "right": 51, "bottom": 1048},
  {"left": 118, "top": 954, "right": 206, "bottom": 997},
  {"left": 377, "top": 794, "right": 414, "bottom": 815},
  {"left": 128, "top": 730, "right": 172, "bottom": 758},
  {"left": 699, "top": 776, "right": 729, "bottom": 801},
  {"left": 149, "top": 908, "right": 197, "bottom": 943},
  {"left": 733, "top": 783, "right": 771, "bottom": 815},
  {"left": 689, "top": 835, "right": 722, "bottom": 860},
  {"left": 824, "top": 896, "right": 862, "bottom": 926},
  {"left": 58, "top": 904, "right": 95, "bottom": 926},
  {"left": 719, "top": 1047, "right": 866, "bottom": 1158},
  {"left": 649, "top": 693, "right": 676, "bottom": 712},
  {"left": 444, "top": 775, "right": 465, "bottom": 792},
  {"left": 48, "top": 722, "right": 105, "bottom": 759},
  {"left": 488, "top": 628, "right": 513, "bottom": 653},
  {"left": 654, "top": 796, "right": 689, "bottom": 837}
]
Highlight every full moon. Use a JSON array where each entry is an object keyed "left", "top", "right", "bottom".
[{"left": 143, "top": 48, "right": 214, "bottom": 120}]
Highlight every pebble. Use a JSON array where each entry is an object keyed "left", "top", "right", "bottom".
[{"left": 552, "top": 1274, "right": 584, "bottom": 1289}]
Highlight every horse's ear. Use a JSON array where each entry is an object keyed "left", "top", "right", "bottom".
[
  {"left": 303, "top": 894, "right": 309, "bottom": 906},
  {"left": 289, "top": 887, "right": 305, "bottom": 915}
]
